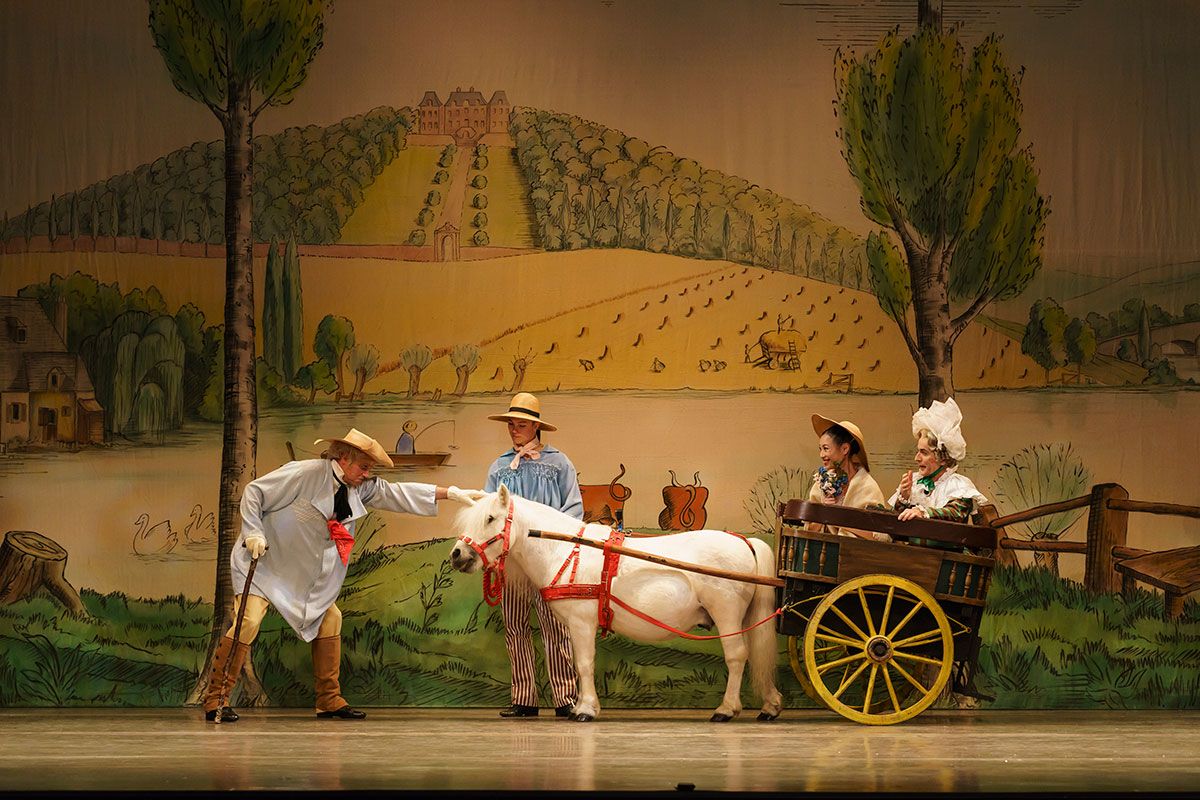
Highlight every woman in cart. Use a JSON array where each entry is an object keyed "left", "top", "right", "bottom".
[{"left": 804, "top": 414, "right": 887, "bottom": 540}]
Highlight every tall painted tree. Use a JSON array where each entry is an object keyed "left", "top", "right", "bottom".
[
  {"left": 148, "top": 0, "right": 329, "bottom": 705},
  {"left": 262, "top": 239, "right": 285, "bottom": 372},
  {"left": 835, "top": 21, "right": 1049, "bottom": 404},
  {"left": 280, "top": 233, "right": 304, "bottom": 382}
]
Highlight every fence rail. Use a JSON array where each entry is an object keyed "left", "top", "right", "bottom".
[{"left": 990, "top": 482, "right": 1198, "bottom": 600}]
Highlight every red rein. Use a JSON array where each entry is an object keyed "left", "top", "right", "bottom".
[{"left": 457, "top": 500, "right": 515, "bottom": 606}]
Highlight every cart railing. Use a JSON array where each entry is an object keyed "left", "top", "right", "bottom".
[{"left": 779, "top": 501, "right": 998, "bottom": 552}]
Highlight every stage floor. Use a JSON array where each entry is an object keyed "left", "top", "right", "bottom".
[{"left": 0, "top": 708, "right": 1196, "bottom": 793}]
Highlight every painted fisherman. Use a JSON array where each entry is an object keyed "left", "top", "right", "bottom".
[
  {"left": 805, "top": 414, "right": 887, "bottom": 540},
  {"left": 484, "top": 392, "right": 582, "bottom": 718},
  {"left": 201, "top": 427, "right": 478, "bottom": 722}
]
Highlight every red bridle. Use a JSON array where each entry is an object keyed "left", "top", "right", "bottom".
[{"left": 457, "top": 500, "right": 515, "bottom": 606}]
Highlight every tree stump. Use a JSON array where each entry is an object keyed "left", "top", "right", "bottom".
[{"left": 0, "top": 531, "right": 87, "bottom": 616}]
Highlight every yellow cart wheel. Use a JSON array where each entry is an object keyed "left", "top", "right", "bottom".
[
  {"left": 788, "top": 634, "right": 916, "bottom": 712},
  {"left": 787, "top": 634, "right": 826, "bottom": 707},
  {"left": 803, "top": 574, "right": 953, "bottom": 725}
]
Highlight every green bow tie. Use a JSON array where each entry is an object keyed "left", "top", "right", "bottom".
[{"left": 916, "top": 467, "right": 945, "bottom": 493}]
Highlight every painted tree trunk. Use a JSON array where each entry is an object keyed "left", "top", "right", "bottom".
[
  {"left": 189, "top": 80, "right": 264, "bottom": 707},
  {"left": 453, "top": 365, "right": 470, "bottom": 396},
  {"left": 334, "top": 353, "right": 346, "bottom": 402},
  {"left": 407, "top": 365, "right": 423, "bottom": 397},
  {"left": 905, "top": 244, "right": 955, "bottom": 406},
  {"left": 0, "top": 530, "right": 87, "bottom": 616}
]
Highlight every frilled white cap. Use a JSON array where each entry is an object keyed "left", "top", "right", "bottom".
[{"left": 911, "top": 397, "right": 967, "bottom": 461}]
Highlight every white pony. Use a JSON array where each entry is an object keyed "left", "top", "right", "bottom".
[{"left": 448, "top": 485, "right": 782, "bottom": 722}]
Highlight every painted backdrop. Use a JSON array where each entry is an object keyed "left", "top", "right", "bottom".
[{"left": 1, "top": 0, "right": 1197, "bottom": 711}]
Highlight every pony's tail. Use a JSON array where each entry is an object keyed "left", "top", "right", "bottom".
[{"left": 745, "top": 538, "right": 781, "bottom": 711}]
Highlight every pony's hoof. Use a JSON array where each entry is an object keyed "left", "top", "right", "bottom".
[
  {"left": 710, "top": 712, "right": 733, "bottom": 723},
  {"left": 756, "top": 711, "right": 780, "bottom": 721},
  {"left": 569, "top": 712, "right": 595, "bottom": 722}
]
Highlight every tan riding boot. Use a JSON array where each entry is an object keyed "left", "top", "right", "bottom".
[
  {"left": 202, "top": 635, "right": 251, "bottom": 722},
  {"left": 312, "top": 635, "right": 366, "bottom": 719}
]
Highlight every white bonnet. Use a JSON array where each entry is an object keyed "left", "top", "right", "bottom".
[{"left": 911, "top": 397, "right": 967, "bottom": 461}]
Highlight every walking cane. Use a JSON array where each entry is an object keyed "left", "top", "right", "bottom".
[{"left": 213, "top": 543, "right": 265, "bottom": 725}]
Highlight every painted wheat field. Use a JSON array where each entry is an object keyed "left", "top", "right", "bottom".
[{"left": 0, "top": 248, "right": 1053, "bottom": 397}]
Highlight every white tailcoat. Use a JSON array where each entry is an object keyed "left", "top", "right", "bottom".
[{"left": 231, "top": 459, "right": 437, "bottom": 641}]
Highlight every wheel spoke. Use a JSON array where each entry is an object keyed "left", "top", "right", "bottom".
[
  {"left": 857, "top": 588, "right": 876, "bottom": 637},
  {"left": 882, "top": 662, "right": 902, "bottom": 713},
  {"left": 832, "top": 660, "right": 871, "bottom": 699},
  {"left": 829, "top": 603, "right": 871, "bottom": 644},
  {"left": 893, "top": 650, "right": 944, "bottom": 667},
  {"left": 861, "top": 664, "right": 879, "bottom": 714},
  {"left": 878, "top": 585, "right": 896, "bottom": 636},
  {"left": 888, "top": 660, "right": 928, "bottom": 694},
  {"left": 814, "top": 626, "right": 863, "bottom": 650},
  {"left": 816, "top": 650, "right": 866, "bottom": 675},
  {"left": 886, "top": 598, "right": 924, "bottom": 640},
  {"left": 892, "top": 628, "right": 946, "bottom": 650},
  {"left": 813, "top": 644, "right": 847, "bottom": 655}
]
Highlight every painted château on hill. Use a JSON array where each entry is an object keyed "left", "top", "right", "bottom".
[{"left": 416, "top": 87, "right": 510, "bottom": 144}]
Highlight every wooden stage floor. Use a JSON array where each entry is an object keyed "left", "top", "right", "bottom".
[{"left": 0, "top": 708, "right": 1196, "bottom": 793}]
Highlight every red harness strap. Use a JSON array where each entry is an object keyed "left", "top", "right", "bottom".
[
  {"left": 540, "top": 527, "right": 627, "bottom": 637},
  {"left": 540, "top": 527, "right": 773, "bottom": 639},
  {"left": 457, "top": 501, "right": 515, "bottom": 606}
]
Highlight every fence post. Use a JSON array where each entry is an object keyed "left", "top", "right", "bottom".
[
  {"left": 976, "top": 504, "right": 1018, "bottom": 567},
  {"left": 1084, "top": 482, "right": 1128, "bottom": 594}
]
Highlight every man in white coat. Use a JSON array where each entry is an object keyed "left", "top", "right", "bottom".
[{"left": 202, "top": 428, "right": 477, "bottom": 722}]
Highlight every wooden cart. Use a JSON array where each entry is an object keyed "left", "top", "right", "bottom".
[{"left": 775, "top": 500, "right": 999, "bottom": 725}]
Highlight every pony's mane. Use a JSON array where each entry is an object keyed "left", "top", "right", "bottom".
[{"left": 453, "top": 489, "right": 582, "bottom": 535}]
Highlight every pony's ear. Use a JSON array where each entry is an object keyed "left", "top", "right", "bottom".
[{"left": 497, "top": 483, "right": 510, "bottom": 507}]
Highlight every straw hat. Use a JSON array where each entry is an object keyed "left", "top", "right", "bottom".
[
  {"left": 487, "top": 392, "right": 558, "bottom": 431},
  {"left": 811, "top": 414, "right": 870, "bottom": 472},
  {"left": 314, "top": 428, "right": 394, "bottom": 468}
]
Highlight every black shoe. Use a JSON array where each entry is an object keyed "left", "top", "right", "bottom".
[
  {"left": 499, "top": 704, "right": 539, "bottom": 718},
  {"left": 554, "top": 704, "right": 574, "bottom": 718},
  {"left": 204, "top": 706, "right": 239, "bottom": 723},
  {"left": 316, "top": 705, "right": 367, "bottom": 720}
]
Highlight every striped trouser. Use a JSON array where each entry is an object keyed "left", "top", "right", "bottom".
[{"left": 503, "top": 572, "right": 578, "bottom": 708}]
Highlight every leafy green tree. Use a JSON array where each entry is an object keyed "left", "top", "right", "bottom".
[
  {"left": 450, "top": 344, "right": 481, "bottom": 396},
  {"left": 294, "top": 358, "right": 336, "bottom": 404},
  {"left": 1116, "top": 338, "right": 1138, "bottom": 363},
  {"left": 262, "top": 239, "right": 284, "bottom": 372},
  {"left": 149, "top": 0, "right": 329, "bottom": 702},
  {"left": 1064, "top": 317, "right": 1097, "bottom": 384},
  {"left": 346, "top": 343, "right": 380, "bottom": 400},
  {"left": 400, "top": 344, "right": 433, "bottom": 397},
  {"left": 1137, "top": 300, "right": 1151, "bottom": 362},
  {"left": 314, "top": 314, "right": 355, "bottom": 401},
  {"left": 1022, "top": 299, "right": 1069, "bottom": 382},
  {"left": 280, "top": 233, "right": 304, "bottom": 382},
  {"left": 836, "top": 24, "right": 1049, "bottom": 404}
]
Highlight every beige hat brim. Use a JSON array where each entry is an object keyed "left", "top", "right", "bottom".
[
  {"left": 811, "top": 414, "right": 870, "bottom": 472},
  {"left": 487, "top": 411, "right": 557, "bottom": 432},
  {"left": 314, "top": 428, "right": 394, "bottom": 468}
]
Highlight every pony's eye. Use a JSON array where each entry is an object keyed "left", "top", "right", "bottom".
[{"left": 486, "top": 516, "right": 496, "bottom": 525}]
